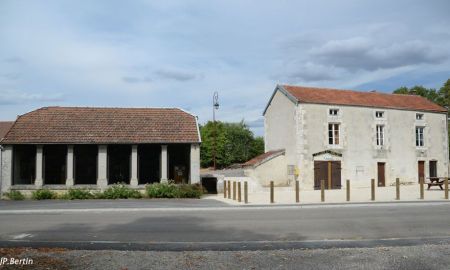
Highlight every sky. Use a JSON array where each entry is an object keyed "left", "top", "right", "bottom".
[{"left": 1, "top": 0, "right": 449, "bottom": 136}]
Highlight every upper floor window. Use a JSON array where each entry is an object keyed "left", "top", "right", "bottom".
[
  {"left": 329, "top": 109, "right": 339, "bottom": 116},
  {"left": 328, "top": 123, "right": 340, "bottom": 145},
  {"left": 375, "top": 111, "right": 384, "bottom": 118},
  {"left": 376, "top": 125, "right": 384, "bottom": 146},
  {"left": 416, "top": 113, "right": 424, "bottom": 120},
  {"left": 416, "top": 127, "right": 424, "bottom": 147}
]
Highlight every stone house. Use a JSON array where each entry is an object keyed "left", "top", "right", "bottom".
[
  {"left": 262, "top": 85, "right": 449, "bottom": 189},
  {"left": 0, "top": 107, "right": 201, "bottom": 193}
]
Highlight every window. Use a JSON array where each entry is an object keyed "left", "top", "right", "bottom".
[
  {"left": 416, "top": 113, "right": 424, "bottom": 120},
  {"left": 375, "top": 111, "right": 384, "bottom": 118},
  {"left": 328, "top": 123, "right": 340, "bottom": 145},
  {"left": 416, "top": 127, "right": 424, "bottom": 147},
  {"left": 329, "top": 109, "right": 339, "bottom": 116},
  {"left": 376, "top": 125, "right": 384, "bottom": 146}
]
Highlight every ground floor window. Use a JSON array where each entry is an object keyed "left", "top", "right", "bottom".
[
  {"left": 429, "top": 160, "right": 437, "bottom": 178},
  {"left": 138, "top": 144, "right": 160, "bottom": 184},
  {"left": 44, "top": 145, "right": 67, "bottom": 185},
  {"left": 74, "top": 145, "right": 97, "bottom": 185},
  {"left": 108, "top": 144, "right": 131, "bottom": 184},
  {"left": 168, "top": 144, "right": 190, "bottom": 184},
  {"left": 13, "top": 145, "right": 36, "bottom": 185}
]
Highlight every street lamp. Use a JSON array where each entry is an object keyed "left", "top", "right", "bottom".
[{"left": 212, "top": 91, "right": 219, "bottom": 170}]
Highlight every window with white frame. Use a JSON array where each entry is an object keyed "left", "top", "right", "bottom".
[
  {"left": 329, "top": 109, "right": 339, "bottom": 116},
  {"left": 376, "top": 125, "right": 384, "bottom": 146},
  {"left": 375, "top": 111, "right": 384, "bottom": 118},
  {"left": 416, "top": 127, "right": 424, "bottom": 147},
  {"left": 328, "top": 123, "right": 340, "bottom": 145},
  {"left": 416, "top": 113, "right": 424, "bottom": 120}
]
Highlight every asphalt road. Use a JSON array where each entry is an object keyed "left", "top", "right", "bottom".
[{"left": 0, "top": 201, "right": 449, "bottom": 251}]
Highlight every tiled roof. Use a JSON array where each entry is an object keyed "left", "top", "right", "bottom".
[
  {"left": 0, "top": 121, "right": 14, "bottom": 140},
  {"left": 243, "top": 149, "right": 285, "bottom": 167},
  {"left": 2, "top": 107, "right": 200, "bottom": 144},
  {"left": 281, "top": 85, "right": 447, "bottom": 113}
]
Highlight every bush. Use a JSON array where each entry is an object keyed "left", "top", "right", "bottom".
[
  {"left": 63, "top": 188, "right": 94, "bottom": 200},
  {"left": 146, "top": 182, "right": 203, "bottom": 198},
  {"left": 4, "top": 190, "right": 25, "bottom": 200},
  {"left": 32, "top": 189, "right": 57, "bottom": 200},
  {"left": 102, "top": 183, "right": 142, "bottom": 199}
]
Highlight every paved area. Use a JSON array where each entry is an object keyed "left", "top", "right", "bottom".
[
  {"left": 216, "top": 184, "right": 449, "bottom": 205},
  {"left": 1, "top": 244, "right": 450, "bottom": 270}
]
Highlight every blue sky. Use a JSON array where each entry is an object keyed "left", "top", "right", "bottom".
[{"left": 1, "top": 1, "right": 449, "bottom": 136}]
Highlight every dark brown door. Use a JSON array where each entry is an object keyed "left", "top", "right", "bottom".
[
  {"left": 314, "top": 161, "right": 328, "bottom": 190},
  {"left": 418, "top": 161, "right": 425, "bottom": 183},
  {"left": 377, "top": 162, "right": 385, "bottom": 187},
  {"left": 429, "top": 161, "right": 437, "bottom": 178},
  {"left": 331, "top": 161, "right": 341, "bottom": 189},
  {"left": 314, "top": 161, "right": 341, "bottom": 190}
]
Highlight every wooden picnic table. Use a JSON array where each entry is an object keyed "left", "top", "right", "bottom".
[{"left": 425, "top": 177, "right": 448, "bottom": 190}]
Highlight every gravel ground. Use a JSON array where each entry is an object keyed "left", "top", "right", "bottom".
[{"left": 1, "top": 244, "right": 450, "bottom": 270}]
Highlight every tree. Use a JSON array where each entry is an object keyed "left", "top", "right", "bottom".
[{"left": 200, "top": 121, "right": 265, "bottom": 169}]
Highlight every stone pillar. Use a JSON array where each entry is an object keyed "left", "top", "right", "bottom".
[
  {"left": 35, "top": 145, "right": 43, "bottom": 187},
  {"left": 1, "top": 146, "right": 13, "bottom": 193},
  {"left": 130, "top": 145, "right": 138, "bottom": 187},
  {"left": 190, "top": 143, "right": 200, "bottom": 184},
  {"left": 66, "top": 145, "right": 74, "bottom": 187},
  {"left": 97, "top": 145, "right": 108, "bottom": 189},
  {"left": 160, "top": 145, "right": 168, "bottom": 181}
]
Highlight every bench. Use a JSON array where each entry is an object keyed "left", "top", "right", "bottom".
[{"left": 425, "top": 177, "right": 447, "bottom": 190}]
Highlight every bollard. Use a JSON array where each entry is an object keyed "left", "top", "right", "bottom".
[
  {"left": 321, "top": 180, "right": 325, "bottom": 202},
  {"left": 420, "top": 177, "right": 424, "bottom": 200},
  {"left": 346, "top": 179, "right": 350, "bottom": 202},
  {"left": 396, "top": 178, "right": 400, "bottom": 200},
  {"left": 295, "top": 180, "right": 299, "bottom": 203},
  {"left": 244, "top": 181, "right": 248, "bottom": 204},
  {"left": 371, "top": 179, "right": 375, "bottom": 201},
  {"left": 270, "top": 181, "right": 274, "bottom": 203},
  {"left": 227, "top": 181, "right": 231, "bottom": 199},
  {"left": 238, "top": 182, "right": 241, "bottom": 202},
  {"left": 445, "top": 178, "right": 449, "bottom": 200},
  {"left": 233, "top": 181, "right": 236, "bottom": 200},
  {"left": 224, "top": 181, "right": 227, "bottom": 198}
]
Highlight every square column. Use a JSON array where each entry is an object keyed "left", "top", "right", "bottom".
[
  {"left": 1, "top": 146, "right": 13, "bottom": 193},
  {"left": 66, "top": 145, "right": 74, "bottom": 187},
  {"left": 130, "top": 145, "right": 138, "bottom": 187},
  {"left": 190, "top": 143, "right": 200, "bottom": 184},
  {"left": 35, "top": 145, "right": 43, "bottom": 188},
  {"left": 160, "top": 145, "right": 168, "bottom": 181},
  {"left": 97, "top": 145, "right": 108, "bottom": 189}
]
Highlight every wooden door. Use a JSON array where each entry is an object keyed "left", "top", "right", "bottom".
[
  {"left": 377, "top": 162, "right": 385, "bottom": 187},
  {"left": 314, "top": 161, "right": 341, "bottom": 190},
  {"left": 314, "top": 161, "right": 327, "bottom": 190},
  {"left": 331, "top": 161, "right": 341, "bottom": 189},
  {"left": 418, "top": 161, "right": 425, "bottom": 183},
  {"left": 429, "top": 161, "right": 437, "bottom": 178}
]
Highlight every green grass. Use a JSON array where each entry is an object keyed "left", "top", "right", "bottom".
[{"left": 4, "top": 190, "right": 25, "bottom": 200}]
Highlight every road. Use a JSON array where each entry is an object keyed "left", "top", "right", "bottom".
[{"left": 0, "top": 200, "right": 449, "bottom": 251}]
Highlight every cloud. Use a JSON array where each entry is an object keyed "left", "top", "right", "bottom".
[
  {"left": 0, "top": 89, "right": 64, "bottom": 105},
  {"left": 246, "top": 118, "right": 264, "bottom": 128},
  {"left": 154, "top": 68, "right": 200, "bottom": 81},
  {"left": 285, "top": 62, "right": 340, "bottom": 82},
  {"left": 122, "top": 76, "right": 152, "bottom": 84}
]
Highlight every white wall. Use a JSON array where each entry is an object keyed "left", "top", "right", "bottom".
[
  {"left": 245, "top": 154, "right": 288, "bottom": 186},
  {"left": 1, "top": 146, "right": 12, "bottom": 193}
]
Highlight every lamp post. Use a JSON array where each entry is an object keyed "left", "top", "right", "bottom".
[{"left": 212, "top": 91, "right": 219, "bottom": 170}]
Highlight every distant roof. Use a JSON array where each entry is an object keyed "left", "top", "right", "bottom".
[
  {"left": 243, "top": 149, "right": 285, "bottom": 167},
  {"left": 2, "top": 107, "right": 200, "bottom": 144},
  {"left": 0, "top": 121, "right": 14, "bottom": 140},
  {"left": 264, "top": 85, "right": 447, "bottom": 114}
]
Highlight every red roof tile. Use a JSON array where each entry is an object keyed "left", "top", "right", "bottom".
[
  {"left": 0, "top": 121, "right": 14, "bottom": 140},
  {"left": 2, "top": 107, "right": 200, "bottom": 144},
  {"left": 243, "top": 149, "right": 285, "bottom": 167},
  {"left": 282, "top": 85, "right": 447, "bottom": 113}
]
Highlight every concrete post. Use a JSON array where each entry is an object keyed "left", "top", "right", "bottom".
[
  {"left": 66, "top": 145, "right": 74, "bottom": 187},
  {"left": 97, "top": 145, "right": 108, "bottom": 189},
  {"left": 420, "top": 177, "right": 424, "bottom": 200},
  {"left": 160, "top": 145, "right": 168, "bottom": 181},
  {"left": 371, "top": 179, "right": 375, "bottom": 201},
  {"left": 346, "top": 179, "right": 350, "bottom": 202},
  {"left": 227, "top": 180, "right": 231, "bottom": 199},
  {"left": 130, "top": 145, "right": 138, "bottom": 187},
  {"left": 445, "top": 178, "right": 448, "bottom": 200},
  {"left": 244, "top": 181, "right": 248, "bottom": 204},
  {"left": 190, "top": 144, "right": 200, "bottom": 184},
  {"left": 238, "top": 182, "right": 241, "bottom": 202},
  {"left": 270, "top": 181, "right": 274, "bottom": 203},
  {"left": 1, "top": 146, "right": 12, "bottom": 192},
  {"left": 396, "top": 178, "right": 400, "bottom": 200},
  {"left": 321, "top": 180, "right": 325, "bottom": 202},
  {"left": 224, "top": 180, "right": 227, "bottom": 198},
  {"left": 35, "top": 145, "right": 43, "bottom": 187},
  {"left": 295, "top": 180, "right": 299, "bottom": 203},
  {"left": 233, "top": 181, "right": 236, "bottom": 200}
]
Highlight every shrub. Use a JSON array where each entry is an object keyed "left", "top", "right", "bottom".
[
  {"left": 102, "top": 183, "right": 142, "bottom": 199},
  {"left": 32, "top": 189, "right": 57, "bottom": 200},
  {"left": 146, "top": 182, "right": 203, "bottom": 198},
  {"left": 4, "top": 190, "right": 25, "bottom": 200},
  {"left": 63, "top": 188, "right": 94, "bottom": 200},
  {"left": 177, "top": 184, "right": 203, "bottom": 198}
]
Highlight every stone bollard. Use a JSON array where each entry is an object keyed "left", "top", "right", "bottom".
[
  {"left": 224, "top": 180, "right": 227, "bottom": 198},
  {"left": 420, "top": 177, "right": 424, "bottom": 200},
  {"left": 227, "top": 180, "right": 231, "bottom": 199},
  {"left": 238, "top": 182, "right": 242, "bottom": 202},
  {"left": 371, "top": 179, "right": 375, "bottom": 201},
  {"left": 295, "top": 180, "right": 299, "bottom": 203},
  {"left": 321, "top": 180, "right": 325, "bottom": 202},
  {"left": 270, "top": 181, "right": 274, "bottom": 204},
  {"left": 244, "top": 181, "right": 248, "bottom": 204},
  {"left": 346, "top": 179, "right": 350, "bottom": 202},
  {"left": 396, "top": 178, "right": 400, "bottom": 200},
  {"left": 233, "top": 181, "right": 236, "bottom": 200}
]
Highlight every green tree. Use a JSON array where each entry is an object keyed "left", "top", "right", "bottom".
[{"left": 200, "top": 121, "right": 265, "bottom": 169}]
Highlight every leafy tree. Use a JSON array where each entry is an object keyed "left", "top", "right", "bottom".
[{"left": 200, "top": 121, "right": 264, "bottom": 169}]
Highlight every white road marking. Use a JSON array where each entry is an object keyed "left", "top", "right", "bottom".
[{"left": 11, "top": 233, "right": 33, "bottom": 240}]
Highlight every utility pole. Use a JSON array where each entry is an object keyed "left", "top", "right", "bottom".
[{"left": 212, "top": 91, "right": 219, "bottom": 170}]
